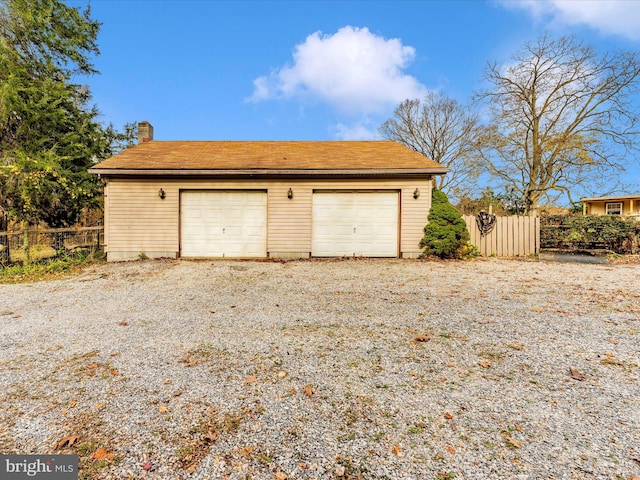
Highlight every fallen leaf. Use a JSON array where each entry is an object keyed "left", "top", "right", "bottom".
[
  {"left": 68, "top": 400, "right": 77, "bottom": 408},
  {"left": 446, "top": 445, "right": 456, "bottom": 454},
  {"left": 478, "top": 361, "right": 491, "bottom": 368},
  {"left": 95, "top": 403, "right": 105, "bottom": 410},
  {"left": 274, "top": 472, "right": 288, "bottom": 480},
  {"left": 118, "top": 321, "right": 128, "bottom": 326},
  {"left": 335, "top": 465, "right": 346, "bottom": 477},
  {"left": 629, "top": 475, "right": 640, "bottom": 480},
  {"left": 605, "top": 352, "right": 614, "bottom": 357},
  {"left": 601, "top": 357, "right": 624, "bottom": 366},
  {"left": 1, "top": 310, "right": 13, "bottom": 315},
  {"left": 55, "top": 434, "right": 81, "bottom": 450},
  {"left": 409, "top": 370, "right": 418, "bottom": 376},
  {"left": 289, "top": 387, "right": 297, "bottom": 395},
  {"left": 183, "top": 357, "right": 198, "bottom": 367},
  {"left": 110, "top": 368, "right": 119, "bottom": 376},
  {"left": 245, "top": 375, "right": 258, "bottom": 384},
  {"left": 203, "top": 430, "right": 219, "bottom": 443},
  {"left": 277, "top": 371, "right": 287, "bottom": 379},
  {"left": 158, "top": 406, "right": 169, "bottom": 413},
  {"left": 444, "top": 412, "right": 453, "bottom": 420},
  {"left": 239, "top": 446, "right": 254, "bottom": 456},
  {"left": 303, "top": 385, "right": 313, "bottom": 398},
  {"left": 607, "top": 338, "right": 619, "bottom": 344},
  {"left": 505, "top": 436, "right": 522, "bottom": 448},
  {"left": 415, "top": 335, "right": 431, "bottom": 342},
  {"left": 61, "top": 409, "right": 68, "bottom": 415},
  {"left": 209, "top": 310, "right": 216, "bottom": 314},
  {"left": 569, "top": 367, "right": 584, "bottom": 381},
  {"left": 188, "top": 465, "right": 196, "bottom": 473},
  {"left": 391, "top": 444, "right": 402, "bottom": 455},
  {"left": 143, "top": 462, "right": 152, "bottom": 471},
  {"left": 91, "top": 447, "right": 115, "bottom": 461}
]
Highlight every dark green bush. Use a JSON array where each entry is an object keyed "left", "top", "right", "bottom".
[{"left": 420, "top": 189, "right": 470, "bottom": 258}]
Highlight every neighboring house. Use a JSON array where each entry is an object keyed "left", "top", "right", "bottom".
[
  {"left": 582, "top": 194, "right": 640, "bottom": 219},
  {"left": 89, "top": 122, "right": 447, "bottom": 261}
]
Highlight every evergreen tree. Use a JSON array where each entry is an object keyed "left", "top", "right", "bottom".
[
  {"left": 420, "top": 189, "right": 470, "bottom": 258},
  {"left": 0, "top": 0, "right": 134, "bottom": 227}
]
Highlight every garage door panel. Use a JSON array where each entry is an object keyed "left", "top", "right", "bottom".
[
  {"left": 312, "top": 192, "right": 398, "bottom": 257},
  {"left": 181, "top": 191, "right": 267, "bottom": 258},
  {"left": 245, "top": 226, "right": 265, "bottom": 237}
]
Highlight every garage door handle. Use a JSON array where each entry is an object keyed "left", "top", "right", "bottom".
[
  {"left": 223, "top": 228, "right": 225, "bottom": 234},
  {"left": 353, "top": 227, "right": 356, "bottom": 233}
]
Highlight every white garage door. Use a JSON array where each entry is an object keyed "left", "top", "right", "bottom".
[
  {"left": 181, "top": 190, "right": 267, "bottom": 258},
  {"left": 312, "top": 191, "right": 399, "bottom": 257}
]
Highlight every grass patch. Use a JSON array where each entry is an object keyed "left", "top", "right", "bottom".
[
  {"left": 9, "top": 244, "right": 57, "bottom": 262},
  {"left": 0, "top": 253, "right": 103, "bottom": 284}
]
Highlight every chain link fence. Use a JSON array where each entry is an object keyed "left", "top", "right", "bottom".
[{"left": 0, "top": 226, "right": 104, "bottom": 265}]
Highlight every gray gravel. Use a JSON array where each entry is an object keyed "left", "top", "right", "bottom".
[{"left": 1, "top": 258, "right": 639, "bottom": 480}]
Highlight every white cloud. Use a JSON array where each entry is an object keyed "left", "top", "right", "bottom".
[
  {"left": 247, "top": 26, "right": 427, "bottom": 114},
  {"left": 503, "top": 0, "right": 640, "bottom": 41},
  {"left": 331, "top": 121, "right": 380, "bottom": 140}
]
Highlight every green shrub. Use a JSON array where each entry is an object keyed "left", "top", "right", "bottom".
[
  {"left": 540, "top": 214, "right": 640, "bottom": 254},
  {"left": 420, "top": 189, "right": 470, "bottom": 258},
  {"left": 0, "top": 252, "right": 103, "bottom": 283}
]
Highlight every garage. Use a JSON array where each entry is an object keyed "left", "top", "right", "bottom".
[
  {"left": 180, "top": 190, "right": 267, "bottom": 258},
  {"left": 312, "top": 191, "right": 399, "bottom": 257},
  {"left": 91, "top": 129, "right": 448, "bottom": 261}
]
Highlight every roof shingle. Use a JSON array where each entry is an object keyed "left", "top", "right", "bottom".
[{"left": 90, "top": 140, "right": 446, "bottom": 175}]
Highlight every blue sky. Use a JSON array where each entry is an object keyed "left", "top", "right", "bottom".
[{"left": 73, "top": 0, "right": 640, "bottom": 194}]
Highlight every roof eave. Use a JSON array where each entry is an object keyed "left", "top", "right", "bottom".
[
  {"left": 89, "top": 168, "right": 449, "bottom": 176},
  {"left": 582, "top": 194, "right": 640, "bottom": 202}
]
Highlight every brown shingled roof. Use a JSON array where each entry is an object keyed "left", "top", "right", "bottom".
[{"left": 89, "top": 141, "right": 447, "bottom": 176}]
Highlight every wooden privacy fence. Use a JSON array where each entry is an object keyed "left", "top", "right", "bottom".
[{"left": 463, "top": 215, "right": 540, "bottom": 257}]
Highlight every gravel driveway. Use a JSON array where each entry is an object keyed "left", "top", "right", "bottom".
[{"left": 1, "top": 258, "right": 639, "bottom": 480}]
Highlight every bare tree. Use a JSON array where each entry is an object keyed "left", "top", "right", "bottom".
[
  {"left": 379, "top": 92, "right": 484, "bottom": 200},
  {"left": 478, "top": 35, "right": 640, "bottom": 214}
]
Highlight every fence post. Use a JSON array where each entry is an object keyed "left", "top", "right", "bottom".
[
  {"left": 0, "top": 212, "right": 8, "bottom": 263},
  {"left": 22, "top": 222, "right": 31, "bottom": 262}
]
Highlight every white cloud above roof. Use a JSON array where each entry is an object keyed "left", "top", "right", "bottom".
[
  {"left": 331, "top": 121, "right": 380, "bottom": 140},
  {"left": 503, "top": 0, "right": 640, "bottom": 41},
  {"left": 247, "top": 26, "right": 427, "bottom": 114}
]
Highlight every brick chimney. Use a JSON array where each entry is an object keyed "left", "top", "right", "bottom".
[{"left": 137, "top": 121, "right": 154, "bottom": 144}]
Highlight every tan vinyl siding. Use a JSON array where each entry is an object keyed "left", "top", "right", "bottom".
[
  {"left": 103, "top": 181, "right": 110, "bottom": 249},
  {"left": 400, "top": 181, "right": 432, "bottom": 255},
  {"left": 267, "top": 183, "right": 312, "bottom": 252},
  {"left": 106, "top": 180, "right": 179, "bottom": 253},
  {"left": 104, "top": 177, "right": 433, "bottom": 259}
]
